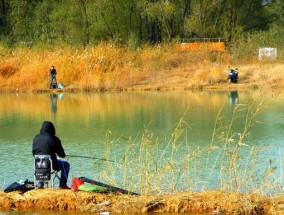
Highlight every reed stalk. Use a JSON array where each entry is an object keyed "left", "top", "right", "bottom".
[{"left": 93, "top": 97, "right": 284, "bottom": 202}]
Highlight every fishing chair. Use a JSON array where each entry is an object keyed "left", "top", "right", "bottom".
[{"left": 34, "top": 155, "right": 60, "bottom": 189}]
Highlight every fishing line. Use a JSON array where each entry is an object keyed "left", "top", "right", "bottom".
[{"left": 66, "top": 154, "right": 119, "bottom": 164}]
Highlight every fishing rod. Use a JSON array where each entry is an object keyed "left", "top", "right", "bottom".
[{"left": 66, "top": 154, "right": 117, "bottom": 163}]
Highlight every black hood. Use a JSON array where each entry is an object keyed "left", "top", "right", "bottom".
[{"left": 40, "top": 121, "right": 56, "bottom": 136}]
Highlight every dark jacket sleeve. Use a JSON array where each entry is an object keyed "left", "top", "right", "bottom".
[
  {"left": 32, "top": 134, "right": 40, "bottom": 156},
  {"left": 53, "top": 136, "right": 66, "bottom": 158}
]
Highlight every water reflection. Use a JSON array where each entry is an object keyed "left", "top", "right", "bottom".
[
  {"left": 50, "top": 94, "right": 58, "bottom": 114},
  {"left": 50, "top": 93, "right": 65, "bottom": 115},
  {"left": 0, "top": 90, "right": 284, "bottom": 196},
  {"left": 229, "top": 90, "right": 239, "bottom": 107}
]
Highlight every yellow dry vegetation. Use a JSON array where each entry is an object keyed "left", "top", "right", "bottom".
[
  {"left": 1, "top": 189, "right": 284, "bottom": 214},
  {"left": 0, "top": 43, "right": 283, "bottom": 92}
]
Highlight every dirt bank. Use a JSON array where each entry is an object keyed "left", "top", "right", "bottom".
[
  {"left": 29, "top": 81, "right": 284, "bottom": 94},
  {"left": 1, "top": 189, "right": 284, "bottom": 214}
]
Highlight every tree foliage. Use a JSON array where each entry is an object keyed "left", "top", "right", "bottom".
[{"left": 0, "top": 0, "right": 282, "bottom": 47}]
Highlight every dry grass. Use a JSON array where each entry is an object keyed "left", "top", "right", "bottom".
[
  {"left": 0, "top": 189, "right": 279, "bottom": 214},
  {"left": 1, "top": 43, "right": 283, "bottom": 92},
  {"left": 240, "top": 63, "right": 284, "bottom": 84}
]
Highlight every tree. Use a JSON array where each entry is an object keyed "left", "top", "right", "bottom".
[
  {"left": 8, "top": 0, "right": 37, "bottom": 44},
  {"left": 33, "top": 0, "right": 54, "bottom": 44},
  {"left": 216, "top": 0, "right": 273, "bottom": 42},
  {"left": 0, "top": 0, "right": 9, "bottom": 38},
  {"left": 0, "top": 0, "right": 282, "bottom": 46}
]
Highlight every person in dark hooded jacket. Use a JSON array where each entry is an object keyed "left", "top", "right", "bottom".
[
  {"left": 49, "top": 65, "right": 57, "bottom": 89},
  {"left": 32, "top": 121, "right": 70, "bottom": 189}
]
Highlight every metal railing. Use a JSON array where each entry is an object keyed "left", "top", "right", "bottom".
[{"left": 180, "top": 38, "right": 226, "bottom": 43}]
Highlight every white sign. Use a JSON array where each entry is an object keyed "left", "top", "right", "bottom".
[{"left": 259, "top": 47, "right": 277, "bottom": 60}]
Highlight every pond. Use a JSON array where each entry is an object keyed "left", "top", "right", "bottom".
[{"left": 0, "top": 90, "right": 284, "bottom": 197}]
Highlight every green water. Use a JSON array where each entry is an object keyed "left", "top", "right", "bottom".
[{"left": 0, "top": 90, "right": 284, "bottom": 197}]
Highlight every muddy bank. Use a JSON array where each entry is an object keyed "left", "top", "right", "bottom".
[{"left": 1, "top": 189, "right": 284, "bottom": 214}]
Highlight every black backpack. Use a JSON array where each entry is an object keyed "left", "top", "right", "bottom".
[{"left": 4, "top": 180, "right": 34, "bottom": 194}]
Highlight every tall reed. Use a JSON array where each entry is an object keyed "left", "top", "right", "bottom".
[{"left": 95, "top": 98, "right": 284, "bottom": 198}]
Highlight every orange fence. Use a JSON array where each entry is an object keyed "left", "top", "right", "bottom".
[{"left": 174, "top": 42, "right": 225, "bottom": 52}]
